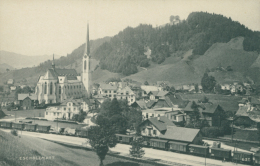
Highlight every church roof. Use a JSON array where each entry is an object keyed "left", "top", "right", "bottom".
[{"left": 43, "top": 68, "right": 78, "bottom": 81}]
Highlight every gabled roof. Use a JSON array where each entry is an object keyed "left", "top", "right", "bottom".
[
  {"left": 135, "top": 100, "right": 147, "bottom": 109},
  {"left": 156, "top": 91, "right": 170, "bottom": 97},
  {"left": 183, "top": 101, "right": 220, "bottom": 114},
  {"left": 146, "top": 100, "right": 157, "bottom": 108},
  {"left": 144, "top": 116, "right": 176, "bottom": 132},
  {"left": 153, "top": 99, "right": 171, "bottom": 108},
  {"left": 166, "top": 94, "right": 188, "bottom": 108},
  {"left": 42, "top": 68, "right": 78, "bottom": 80},
  {"left": 18, "top": 93, "right": 37, "bottom": 101},
  {"left": 159, "top": 126, "right": 200, "bottom": 143},
  {"left": 141, "top": 85, "right": 159, "bottom": 93}
]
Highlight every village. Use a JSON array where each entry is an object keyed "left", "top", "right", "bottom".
[{"left": 0, "top": 29, "right": 260, "bottom": 164}]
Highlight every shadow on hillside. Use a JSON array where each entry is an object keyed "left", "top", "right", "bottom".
[{"left": 106, "top": 161, "right": 140, "bottom": 166}]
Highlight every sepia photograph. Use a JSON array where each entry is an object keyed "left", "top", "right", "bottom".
[{"left": 0, "top": 0, "right": 260, "bottom": 165}]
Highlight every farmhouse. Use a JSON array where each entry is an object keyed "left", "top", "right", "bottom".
[{"left": 18, "top": 93, "right": 37, "bottom": 110}]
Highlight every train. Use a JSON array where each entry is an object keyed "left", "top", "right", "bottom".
[
  {"left": 0, "top": 121, "right": 259, "bottom": 165},
  {"left": 115, "top": 134, "right": 259, "bottom": 165}
]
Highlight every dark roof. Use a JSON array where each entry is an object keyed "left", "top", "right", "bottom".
[
  {"left": 46, "top": 68, "right": 78, "bottom": 80},
  {"left": 18, "top": 93, "right": 37, "bottom": 101},
  {"left": 183, "top": 101, "right": 220, "bottom": 114},
  {"left": 166, "top": 94, "right": 188, "bottom": 108},
  {"left": 146, "top": 116, "right": 176, "bottom": 132},
  {"left": 153, "top": 99, "right": 171, "bottom": 108},
  {"left": 146, "top": 100, "right": 157, "bottom": 108},
  {"left": 159, "top": 126, "right": 200, "bottom": 143}
]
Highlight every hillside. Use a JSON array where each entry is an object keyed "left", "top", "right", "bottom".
[
  {"left": 91, "top": 12, "right": 260, "bottom": 76},
  {"left": 0, "top": 36, "right": 111, "bottom": 85},
  {"left": 0, "top": 51, "right": 61, "bottom": 69},
  {"left": 125, "top": 37, "right": 259, "bottom": 85},
  {"left": 0, "top": 63, "right": 14, "bottom": 73}
]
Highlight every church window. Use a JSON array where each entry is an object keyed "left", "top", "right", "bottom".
[
  {"left": 44, "top": 82, "right": 47, "bottom": 94},
  {"left": 50, "top": 82, "right": 53, "bottom": 95},
  {"left": 84, "top": 60, "right": 87, "bottom": 70},
  {"left": 59, "top": 86, "right": 61, "bottom": 94}
]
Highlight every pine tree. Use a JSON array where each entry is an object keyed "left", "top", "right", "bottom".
[{"left": 129, "top": 137, "right": 145, "bottom": 159}]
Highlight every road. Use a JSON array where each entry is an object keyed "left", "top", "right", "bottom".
[{"left": 0, "top": 128, "right": 248, "bottom": 166}]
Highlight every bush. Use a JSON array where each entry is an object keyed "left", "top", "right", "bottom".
[
  {"left": 201, "top": 127, "right": 221, "bottom": 138},
  {"left": 11, "top": 129, "right": 18, "bottom": 136},
  {"left": 234, "top": 117, "right": 253, "bottom": 128}
]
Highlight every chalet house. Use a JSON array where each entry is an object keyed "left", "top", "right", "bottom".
[
  {"left": 116, "top": 86, "right": 136, "bottom": 105},
  {"left": 146, "top": 94, "right": 188, "bottom": 109},
  {"left": 183, "top": 102, "right": 225, "bottom": 127},
  {"left": 10, "top": 86, "right": 17, "bottom": 92},
  {"left": 45, "top": 99, "right": 89, "bottom": 120},
  {"left": 140, "top": 85, "right": 162, "bottom": 97},
  {"left": 139, "top": 116, "right": 176, "bottom": 138},
  {"left": 159, "top": 126, "right": 202, "bottom": 144},
  {"left": 131, "top": 100, "right": 147, "bottom": 110},
  {"left": 235, "top": 105, "right": 260, "bottom": 126},
  {"left": 18, "top": 93, "right": 37, "bottom": 110},
  {"left": 98, "top": 83, "right": 117, "bottom": 99},
  {"left": 221, "top": 84, "right": 231, "bottom": 91},
  {"left": 147, "top": 91, "right": 159, "bottom": 100}
]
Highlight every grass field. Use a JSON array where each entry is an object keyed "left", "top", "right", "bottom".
[
  {"left": 179, "top": 93, "right": 242, "bottom": 112},
  {"left": 0, "top": 130, "right": 163, "bottom": 166}
]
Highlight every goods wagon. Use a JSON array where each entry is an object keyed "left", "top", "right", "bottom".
[
  {"left": 255, "top": 153, "right": 260, "bottom": 166},
  {"left": 37, "top": 125, "right": 51, "bottom": 133},
  {"left": 0, "top": 121, "right": 12, "bottom": 128},
  {"left": 188, "top": 144, "right": 209, "bottom": 156},
  {"left": 210, "top": 148, "right": 231, "bottom": 160},
  {"left": 12, "top": 123, "right": 25, "bottom": 130},
  {"left": 24, "top": 124, "right": 37, "bottom": 131},
  {"left": 64, "top": 128, "right": 76, "bottom": 136},
  {"left": 116, "top": 134, "right": 133, "bottom": 144},
  {"left": 76, "top": 128, "right": 89, "bottom": 138},
  {"left": 150, "top": 139, "right": 168, "bottom": 150},
  {"left": 168, "top": 141, "right": 188, "bottom": 153},
  {"left": 50, "top": 127, "right": 65, "bottom": 134},
  {"left": 233, "top": 151, "right": 253, "bottom": 165}
]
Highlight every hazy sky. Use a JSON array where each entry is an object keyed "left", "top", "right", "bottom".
[{"left": 0, "top": 0, "right": 259, "bottom": 56}]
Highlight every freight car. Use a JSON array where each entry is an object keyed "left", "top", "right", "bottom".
[
  {"left": 188, "top": 144, "right": 209, "bottom": 157},
  {"left": 168, "top": 141, "right": 188, "bottom": 153},
  {"left": 0, "top": 121, "right": 12, "bottom": 128},
  {"left": 115, "top": 134, "right": 133, "bottom": 144},
  {"left": 37, "top": 125, "right": 51, "bottom": 133},
  {"left": 210, "top": 148, "right": 231, "bottom": 161},
  {"left": 64, "top": 128, "right": 76, "bottom": 136},
  {"left": 76, "top": 128, "right": 89, "bottom": 138},
  {"left": 255, "top": 153, "right": 260, "bottom": 166},
  {"left": 233, "top": 151, "right": 253, "bottom": 165},
  {"left": 24, "top": 124, "right": 37, "bottom": 131},
  {"left": 12, "top": 123, "right": 25, "bottom": 130},
  {"left": 150, "top": 139, "right": 168, "bottom": 150}
]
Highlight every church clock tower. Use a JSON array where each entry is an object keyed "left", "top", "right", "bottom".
[{"left": 82, "top": 23, "right": 91, "bottom": 97}]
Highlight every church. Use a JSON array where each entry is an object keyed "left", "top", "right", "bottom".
[{"left": 35, "top": 24, "right": 92, "bottom": 104}]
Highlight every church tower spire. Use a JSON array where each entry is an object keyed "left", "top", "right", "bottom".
[
  {"left": 82, "top": 22, "right": 91, "bottom": 97},
  {"left": 52, "top": 54, "right": 55, "bottom": 69}
]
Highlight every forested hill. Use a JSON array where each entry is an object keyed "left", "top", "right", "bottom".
[{"left": 91, "top": 12, "right": 260, "bottom": 76}]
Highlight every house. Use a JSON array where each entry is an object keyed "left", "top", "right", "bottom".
[
  {"left": 238, "top": 97, "right": 260, "bottom": 108},
  {"left": 147, "top": 91, "right": 159, "bottom": 100},
  {"left": 131, "top": 100, "right": 147, "bottom": 110},
  {"left": 139, "top": 116, "right": 176, "bottom": 138},
  {"left": 142, "top": 107, "right": 185, "bottom": 123},
  {"left": 45, "top": 99, "right": 89, "bottom": 120},
  {"left": 7, "top": 79, "right": 14, "bottom": 85},
  {"left": 182, "top": 85, "right": 190, "bottom": 92},
  {"left": 174, "top": 85, "right": 183, "bottom": 93},
  {"left": 183, "top": 102, "right": 225, "bottom": 127},
  {"left": 98, "top": 83, "right": 118, "bottom": 99},
  {"left": 235, "top": 105, "right": 260, "bottom": 126},
  {"left": 18, "top": 93, "right": 37, "bottom": 110},
  {"left": 221, "top": 84, "right": 231, "bottom": 91},
  {"left": 116, "top": 86, "right": 136, "bottom": 105},
  {"left": 140, "top": 85, "right": 162, "bottom": 97},
  {"left": 10, "top": 86, "right": 17, "bottom": 91},
  {"left": 159, "top": 126, "right": 202, "bottom": 144},
  {"left": 93, "top": 94, "right": 108, "bottom": 104}
]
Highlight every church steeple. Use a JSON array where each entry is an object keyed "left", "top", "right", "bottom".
[
  {"left": 52, "top": 54, "right": 55, "bottom": 69},
  {"left": 82, "top": 22, "right": 91, "bottom": 98},
  {"left": 84, "top": 22, "right": 90, "bottom": 57}
]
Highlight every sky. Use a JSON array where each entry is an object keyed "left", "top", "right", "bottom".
[{"left": 0, "top": 0, "right": 259, "bottom": 56}]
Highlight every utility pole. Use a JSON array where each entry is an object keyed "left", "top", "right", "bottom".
[{"left": 205, "top": 147, "right": 207, "bottom": 166}]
